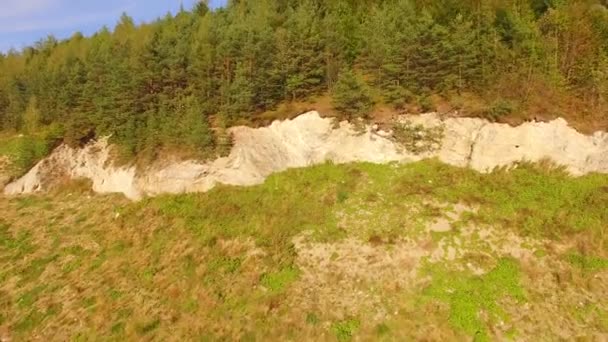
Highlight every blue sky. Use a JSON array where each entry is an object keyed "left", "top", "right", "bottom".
[{"left": 0, "top": 0, "right": 226, "bottom": 52}]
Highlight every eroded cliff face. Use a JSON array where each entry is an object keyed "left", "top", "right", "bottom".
[
  {"left": 136, "top": 112, "right": 410, "bottom": 197},
  {"left": 3, "top": 139, "right": 139, "bottom": 198},
  {"left": 4, "top": 111, "right": 608, "bottom": 200},
  {"left": 406, "top": 115, "right": 608, "bottom": 174}
]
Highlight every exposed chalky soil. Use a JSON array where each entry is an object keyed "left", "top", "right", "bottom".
[{"left": 0, "top": 161, "right": 607, "bottom": 341}]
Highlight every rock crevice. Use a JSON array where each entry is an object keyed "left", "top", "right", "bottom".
[{"left": 466, "top": 122, "right": 489, "bottom": 168}]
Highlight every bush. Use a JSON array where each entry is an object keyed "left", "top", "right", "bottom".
[
  {"left": 418, "top": 96, "right": 435, "bottom": 112},
  {"left": 332, "top": 70, "right": 374, "bottom": 120},
  {"left": 64, "top": 115, "right": 95, "bottom": 148},
  {"left": 384, "top": 85, "right": 414, "bottom": 109},
  {"left": 392, "top": 121, "right": 444, "bottom": 154},
  {"left": 486, "top": 99, "right": 515, "bottom": 121}
]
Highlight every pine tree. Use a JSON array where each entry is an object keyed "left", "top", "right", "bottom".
[
  {"left": 281, "top": 1, "right": 325, "bottom": 100},
  {"left": 179, "top": 95, "right": 213, "bottom": 150},
  {"left": 360, "top": 0, "right": 417, "bottom": 107},
  {"left": 332, "top": 69, "right": 374, "bottom": 119},
  {"left": 222, "top": 62, "right": 255, "bottom": 120},
  {"left": 446, "top": 14, "right": 482, "bottom": 92},
  {"left": 23, "top": 96, "right": 41, "bottom": 134},
  {"left": 409, "top": 12, "right": 452, "bottom": 92}
]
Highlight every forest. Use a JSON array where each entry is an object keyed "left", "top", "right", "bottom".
[{"left": 1, "top": 0, "right": 608, "bottom": 160}]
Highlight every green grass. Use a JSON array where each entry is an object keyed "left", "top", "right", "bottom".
[
  {"left": 0, "top": 160, "right": 606, "bottom": 340},
  {"left": 0, "top": 129, "right": 61, "bottom": 178},
  {"left": 332, "top": 318, "right": 361, "bottom": 341},
  {"left": 390, "top": 161, "right": 608, "bottom": 250},
  {"left": 566, "top": 253, "right": 608, "bottom": 273},
  {"left": 421, "top": 258, "right": 526, "bottom": 341},
  {"left": 261, "top": 266, "right": 300, "bottom": 293}
]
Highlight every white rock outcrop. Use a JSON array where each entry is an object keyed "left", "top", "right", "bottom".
[
  {"left": 407, "top": 114, "right": 608, "bottom": 175},
  {"left": 4, "top": 111, "right": 608, "bottom": 200},
  {"left": 137, "top": 113, "right": 412, "bottom": 197},
  {"left": 3, "top": 139, "right": 139, "bottom": 199}
]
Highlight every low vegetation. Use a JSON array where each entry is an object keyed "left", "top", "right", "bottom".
[
  {"left": 392, "top": 120, "right": 445, "bottom": 154},
  {"left": 0, "top": 160, "right": 606, "bottom": 340},
  {"left": 421, "top": 258, "right": 526, "bottom": 341}
]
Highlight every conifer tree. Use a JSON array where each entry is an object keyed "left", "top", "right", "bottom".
[
  {"left": 23, "top": 96, "right": 41, "bottom": 134},
  {"left": 0, "top": 0, "right": 607, "bottom": 159},
  {"left": 222, "top": 62, "right": 255, "bottom": 120},
  {"left": 332, "top": 69, "right": 374, "bottom": 119}
]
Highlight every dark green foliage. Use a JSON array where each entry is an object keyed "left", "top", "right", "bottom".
[
  {"left": 332, "top": 70, "right": 374, "bottom": 119},
  {"left": 393, "top": 121, "right": 444, "bottom": 154},
  {"left": 487, "top": 100, "right": 516, "bottom": 121},
  {"left": 221, "top": 63, "right": 255, "bottom": 120},
  {"left": 1, "top": 0, "right": 608, "bottom": 160}
]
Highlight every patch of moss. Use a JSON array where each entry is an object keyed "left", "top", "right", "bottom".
[
  {"left": 421, "top": 258, "right": 525, "bottom": 341},
  {"left": 261, "top": 266, "right": 300, "bottom": 293},
  {"left": 12, "top": 309, "right": 45, "bottom": 333},
  {"left": 17, "top": 285, "right": 47, "bottom": 309},
  {"left": 375, "top": 322, "right": 390, "bottom": 336},
  {"left": 332, "top": 318, "right": 360, "bottom": 341},
  {"left": 20, "top": 255, "right": 58, "bottom": 284}
]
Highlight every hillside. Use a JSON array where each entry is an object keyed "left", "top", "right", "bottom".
[
  {"left": 1, "top": 161, "right": 607, "bottom": 341},
  {"left": 0, "top": 110, "right": 607, "bottom": 340},
  {"left": 1, "top": 0, "right": 608, "bottom": 340}
]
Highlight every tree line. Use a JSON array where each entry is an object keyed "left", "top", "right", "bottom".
[{"left": 1, "top": 0, "right": 607, "bottom": 160}]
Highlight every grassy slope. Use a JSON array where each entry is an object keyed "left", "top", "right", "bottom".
[{"left": 0, "top": 161, "right": 607, "bottom": 341}]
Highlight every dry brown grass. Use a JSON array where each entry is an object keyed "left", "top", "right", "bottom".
[
  {"left": 248, "top": 89, "right": 608, "bottom": 136},
  {"left": 248, "top": 95, "right": 338, "bottom": 128},
  {"left": 1, "top": 161, "right": 607, "bottom": 341}
]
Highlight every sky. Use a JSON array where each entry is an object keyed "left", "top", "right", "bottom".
[{"left": 0, "top": 0, "right": 226, "bottom": 52}]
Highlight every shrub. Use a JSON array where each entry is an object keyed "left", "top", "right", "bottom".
[
  {"left": 13, "top": 137, "right": 48, "bottom": 172},
  {"left": 486, "top": 100, "right": 515, "bottom": 121},
  {"left": 392, "top": 121, "right": 444, "bottom": 154},
  {"left": 384, "top": 85, "right": 414, "bottom": 109},
  {"left": 418, "top": 95, "right": 435, "bottom": 112},
  {"left": 64, "top": 115, "right": 95, "bottom": 148}
]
